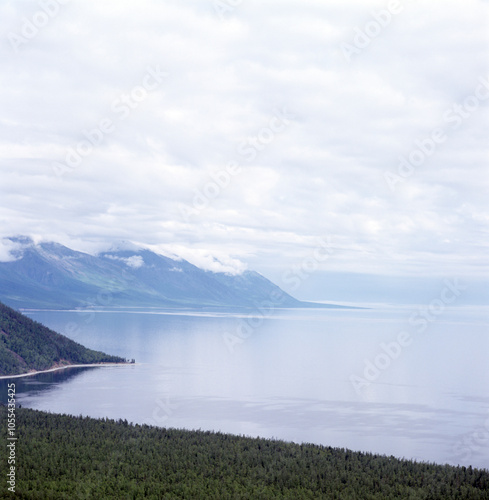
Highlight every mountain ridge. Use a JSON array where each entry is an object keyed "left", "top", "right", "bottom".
[{"left": 0, "top": 237, "right": 349, "bottom": 310}]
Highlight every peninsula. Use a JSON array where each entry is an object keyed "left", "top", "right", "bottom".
[{"left": 0, "top": 301, "right": 130, "bottom": 377}]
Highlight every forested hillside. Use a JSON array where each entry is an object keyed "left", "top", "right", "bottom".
[
  {"left": 0, "top": 302, "right": 126, "bottom": 376},
  {"left": 2, "top": 407, "right": 488, "bottom": 499}
]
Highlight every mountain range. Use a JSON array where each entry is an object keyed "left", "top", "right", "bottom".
[{"left": 0, "top": 237, "right": 344, "bottom": 310}]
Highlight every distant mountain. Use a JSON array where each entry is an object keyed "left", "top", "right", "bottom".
[
  {"left": 0, "top": 237, "right": 344, "bottom": 310},
  {"left": 0, "top": 301, "right": 127, "bottom": 376}
]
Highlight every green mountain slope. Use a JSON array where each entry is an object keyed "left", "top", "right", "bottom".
[
  {"left": 0, "top": 237, "right": 350, "bottom": 310},
  {"left": 0, "top": 302, "right": 127, "bottom": 376}
]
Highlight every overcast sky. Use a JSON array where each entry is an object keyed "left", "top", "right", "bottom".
[{"left": 0, "top": 0, "right": 488, "bottom": 299}]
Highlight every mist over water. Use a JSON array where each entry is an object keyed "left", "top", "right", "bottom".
[{"left": 4, "top": 306, "right": 488, "bottom": 470}]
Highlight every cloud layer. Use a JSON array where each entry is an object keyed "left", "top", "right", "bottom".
[{"left": 0, "top": 0, "right": 488, "bottom": 285}]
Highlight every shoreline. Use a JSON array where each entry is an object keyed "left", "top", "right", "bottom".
[{"left": 0, "top": 362, "right": 134, "bottom": 380}]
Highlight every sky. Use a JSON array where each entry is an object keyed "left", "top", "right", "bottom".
[{"left": 0, "top": 0, "right": 488, "bottom": 302}]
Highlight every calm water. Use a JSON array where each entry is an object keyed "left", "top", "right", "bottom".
[{"left": 2, "top": 305, "right": 488, "bottom": 470}]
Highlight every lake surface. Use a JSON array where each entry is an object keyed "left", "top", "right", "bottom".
[{"left": 2, "top": 305, "right": 489, "bottom": 470}]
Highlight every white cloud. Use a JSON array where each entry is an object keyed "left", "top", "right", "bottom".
[
  {"left": 0, "top": 0, "right": 487, "bottom": 285},
  {"left": 124, "top": 255, "right": 145, "bottom": 269},
  {"left": 103, "top": 254, "right": 145, "bottom": 269},
  {"left": 0, "top": 238, "right": 22, "bottom": 263}
]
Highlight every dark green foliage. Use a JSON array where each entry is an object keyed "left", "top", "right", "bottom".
[
  {"left": 1, "top": 407, "right": 488, "bottom": 499},
  {"left": 0, "top": 302, "right": 126, "bottom": 376}
]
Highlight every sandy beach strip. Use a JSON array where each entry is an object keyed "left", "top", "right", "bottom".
[{"left": 0, "top": 362, "right": 134, "bottom": 380}]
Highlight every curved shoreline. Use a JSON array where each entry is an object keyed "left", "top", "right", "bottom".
[{"left": 0, "top": 362, "right": 134, "bottom": 380}]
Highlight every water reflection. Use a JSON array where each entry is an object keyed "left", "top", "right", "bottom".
[
  {"left": 0, "top": 367, "right": 99, "bottom": 404},
  {"left": 5, "top": 307, "right": 488, "bottom": 470}
]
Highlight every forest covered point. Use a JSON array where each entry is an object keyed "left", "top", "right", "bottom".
[
  {"left": 1, "top": 407, "right": 488, "bottom": 498},
  {"left": 0, "top": 301, "right": 129, "bottom": 376}
]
